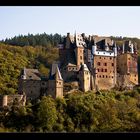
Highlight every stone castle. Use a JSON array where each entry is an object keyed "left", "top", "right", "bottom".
[{"left": 0, "top": 32, "right": 138, "bottom": 107}]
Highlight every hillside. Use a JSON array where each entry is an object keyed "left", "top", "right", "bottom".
[
  {"left": 0, "top": 34, "right": 140, "bottom": 95},
  {"left": 0, "top": 43, "right": 58, "bottom": 95},
  {"left": 0, "top": 34, "right": 140, "bottom": 132}
]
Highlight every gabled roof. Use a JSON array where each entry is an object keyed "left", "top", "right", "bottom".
[
  {"left": 92, "top": 36, "right": 113, "bottom": 46},
  {"left": 22, "top": 68, "right": 41, "bottom": 80}
]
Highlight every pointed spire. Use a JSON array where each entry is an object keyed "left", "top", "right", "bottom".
[
  {"left": 49, "top": 63, "right": 63, "bottom": 80},
  {"left": 55, "top": 66, "right": 63, "bottom": 80},
  {"left": 75, "top": 30, "right": 76, "bottom": 37}
]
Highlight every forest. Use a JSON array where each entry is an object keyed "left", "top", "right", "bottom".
[{"left": 0, "top": 33, "right": 140, "bottom": 132}]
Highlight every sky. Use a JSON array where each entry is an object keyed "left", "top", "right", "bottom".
[{"left": 0, "top": 6, "right": 140, "bottom": 40}]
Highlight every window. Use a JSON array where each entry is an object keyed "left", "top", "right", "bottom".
[
  {"left": 84, "top": 56, "right": 86, "bottom": 60},
  {"left": 103, "top": 75, "right": 104, "bottom": 78},
  {"left": 101, "top": 69, "right": 103, "bottom": 72},
  {"left": 100, "top": 57, "right": 101, "bottom": 59},
  {"left": 80, "top": 56, "right": 82, "bottom": 60},
  {"left": 98, "top": 69, "right": 100, "bottom": 72},
  {"left": 110, "top": 57, "right": 112, "bottom": 60},
  {"left": 97, "top": 62, "right": 100, "bottom": 66},
  {"left": 99, "top": 75, "right": 101, "bottom": 78},
  {"left": 112, "top": 76, "right": 113, "bottom": 78},
  {"left": 59, "top": 82, "right": 61, "bottom": 85},
  {"left": 105, "top": 69, "right": 107, "bottom": 72},
  {"left": 112, "top": 63, "right": 114, "bottom": 66},
  {"left": 104, "top": 63, "right": 107, "bottom": 66},
  {"left": 106, "top": 75, "right": 108, "bottom": 78},
  {"left": 73, "top": 68, "right": 75, "bottom": 70},
  {"left": 110, "top": 53, "right": 111, "bottom": 55},
  {"left": 69, "top": 68, "right": 71, "bottom": 71},
  {"left": 98, "top": 52, "right": 99, "bottom": 54},
  {"left": 104, "top": 57, "right": 105, "bottom": 59},
  {"left": 42, "top": 82, "right": 45, "bottom": 85}
]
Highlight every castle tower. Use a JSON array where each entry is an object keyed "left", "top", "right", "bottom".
[
  {"left": 117, "top": 40, "right": 138, "bottom": 89},
  {"left": 18, "top": 68, "right": 26, "bottom": 94},
  {"left": 91, "top": 38, "right": 117, "bottom": 90},
  {"left": 78, "top": 64, "right": 91, "bottom": 92},
  {"left": 75, "top": 33, "right": 84, "bottom": 68},
  {"left": 48, "top": 64, "right": 63, "bottom": 98}
]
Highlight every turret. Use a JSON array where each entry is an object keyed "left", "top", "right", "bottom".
[
  {"left": 48, "top": 63, "right": 63, "bottom": 98},
  {"left": 21, "top": 68, "right": 26, "bottom": 79},
  {"left": 78, "top": 64, "right": 91, "bottom": 92},
  {"left": 92, "top": 44, "right": 97, "bottom": 55},
  {"left": 131, "top": 43, "right": 134, "bottom": 54},
  {"left": 114, "top": 45, "right": 117, "bottom": 56}
]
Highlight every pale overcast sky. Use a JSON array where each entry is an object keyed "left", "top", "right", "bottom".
[{"left": 0, "top": 6, "right": 140, "bottom": 40}]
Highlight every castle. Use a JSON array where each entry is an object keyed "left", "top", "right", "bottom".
[{"left": 1, "top": 32, "right": 138, "bottom": 107}]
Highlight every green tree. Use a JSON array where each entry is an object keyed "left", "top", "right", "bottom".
[{"left": 36, "top": 96, "right": 58, "bottom": 132}]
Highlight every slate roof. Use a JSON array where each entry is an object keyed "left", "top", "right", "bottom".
[
  {"left": 22, "top": 68, "right": 41, "bottom": 80},
  {"left": 49, "top": 64, "right": 63, "bottom": 80}
]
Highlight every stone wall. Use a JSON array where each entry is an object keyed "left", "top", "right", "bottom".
[
  {"left": 18, "top": 80, "right": 45, "bottom": 100},
  {"left": 0, "top": 94, "right": 26, "bottom": 108}
]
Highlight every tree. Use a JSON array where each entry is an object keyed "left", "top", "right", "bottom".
[{"left": 36, "top": 96, "right": 58, "bottom": 132}]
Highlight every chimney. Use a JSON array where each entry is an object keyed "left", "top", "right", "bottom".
[{"left": 67, "top": 33, "right": 70, "bottom": 37}]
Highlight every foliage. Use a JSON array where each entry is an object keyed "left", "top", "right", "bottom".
[
  {"left": 0, "top": 90, "right": 140, "bottom": 132},
  {"left": 1, "top": 33, "right": 64, "bottom": 47},
  {"left": 36, "top": 96, "right": 58, "bottom": 132},
  {"left": 0, "top": 43, "right": 58, "bottom": 95}
]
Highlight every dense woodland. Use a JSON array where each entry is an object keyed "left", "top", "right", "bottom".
[
  {"left": 1, "top": 90, "right": 140, "bottom": 132},
  {"left": 0, "top": 33, "right": 140, "bottom": 132}
]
